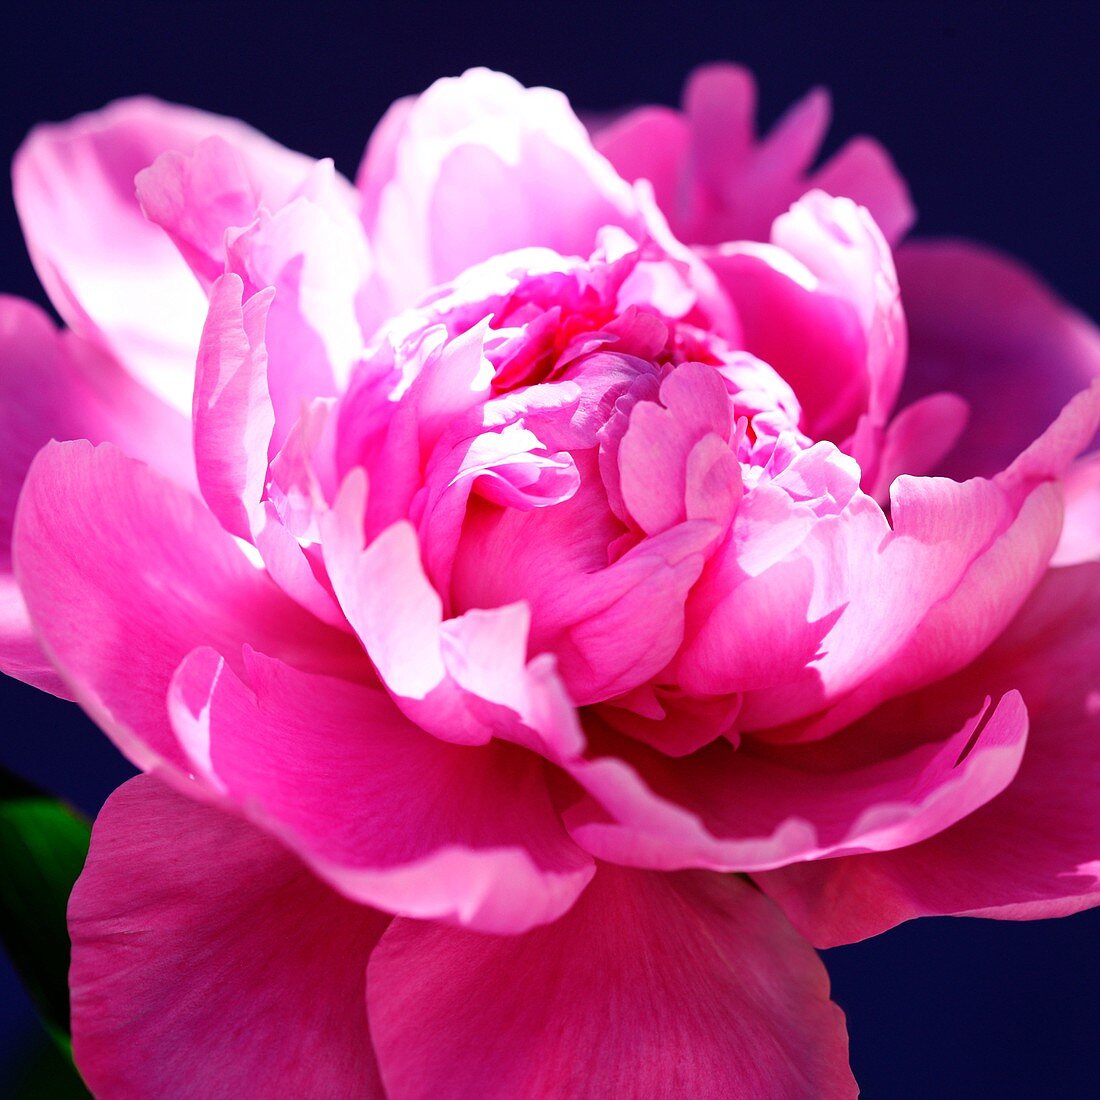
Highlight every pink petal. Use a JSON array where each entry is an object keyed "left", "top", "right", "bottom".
[
  {"left": 337, "top": 321, "right": 496, "bottom": 539},
  {"left": 896, "top": 239, "right": 1100, "bottom": 480},
  {"left": 598, "top": 683, "right": 743, "bottom": 757},
  {"left": 168, "top": 646, "right": 594, "bottom": 933},
  {"left": 13, "top": 97, "right": 315, "bottom": 411},
  {"left": 617, "top": 362, "right": 737, "bottom": 535},
  {"left": 0, "top": 576, "right": 66, "bottom": 698},
  {"left": 1054, "top": 452, "right": 1100, "bottom": 565},
  {"left": 139, "top": 133, "right": 368, "bottom": 442},
  {"left": 323, "top": 487, "right": 585, "bottom": 759},
  {"left": 865, "top": 391, "right": 969, "bottom": 499},
  {"left": 564, "top": 689, "right": 1026, "bottom": 872},
  {"left": 193, "top": 275, "right": 276, "bottom": 539},
  {"left": 757, "top": 562, "right": 1100, "bottom": 944},
  {"left": 0, "top": 298, "right": 193, "bottom": 563},
  {"left": 765, "top": 382, "right": 1100, "bottom": 740},
  {"left": 367, "top": 865, "right": 855, "bottom": 1099},
  {"left": 595, "top": 62, "right": 913, "bottom": 247},
  {"left": 453, "top": 490, "right": 717, "bottom": 705},
  {"left": 225, "top": 169, "right": 371, "bottom": 438},
  {"left": 0, "top": 297, "right": 192, "bottom": 694},
  {"left": 358, "top": 68, "right": 639, "bottom": 316},
  {"left": 588, "top": 106, "right": 689, "bottom": 230},
  {"left": 12, "top": 441, "right": 361, "bottom": 783},
  {"left": 254, "top": 397, "right": 347, "bottom": 625},
  {"left": 810, "top": 136, "right": 915, "bottom": 246},
  {"left": 70, "top": 775, "right": 387, "bottom": 1098},
  {"left": 708, "top": 191, "right": 905, "bottom": 444},
  {"left": 135, "top": 135, "right": 262, "bottom": 289},
  {"left": 250, "top": 501, "right": 347, "bottom": 627},
  {"left": 321, "top": 487, "right": 446, "bottom": 697}
]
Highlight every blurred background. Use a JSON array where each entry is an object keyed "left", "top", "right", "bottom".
[{"left": 1, "top": 1, "right": 1097, "bottom": 1095}]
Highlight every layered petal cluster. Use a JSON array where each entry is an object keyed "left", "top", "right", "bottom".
[{"left": 2, "top": 65, "right": 1098, "bottom": 1098}]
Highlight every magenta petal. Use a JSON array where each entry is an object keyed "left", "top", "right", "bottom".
[
  {"left": 168, "top": 646, "right": 594, "bottom": 933},
  {"left": 70, "top": 775, "right": 387, "bottom": 1098},
  {"left": 323, "top": 481, "right": 587, "bottom": 757},
  {"left": 1, "top": 297, "right": 192, "bottom": 693},
  {"left": 866, "top": 391, "right": 969, "bottom": 498},
  {"left": 896, "top": 239, "right": 1100, "bottom": 480},
  {"left": 139, "top": 130, "right": 367, "bottom": 442},
  {"left": 595, "top": 62, "right": 912, "bottom": 248},
  {"left": 368, "top": 865, "right": 855, "bottom": 1099},
  {"left": 12, "top": 441, "right": 360, "bottom": 782},
  {"left": 756, "top": 562, "right": 1100, "bottom": 945},
  {"left": 564, "top": 690, "right": 1026, "bottom": 872},
  {"left": 809, "top": 136, "right": 914, "bottom": 245}
]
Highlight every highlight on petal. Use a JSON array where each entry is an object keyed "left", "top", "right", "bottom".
[
  {"left": 13, "top": 96, "right": 316, "bottom": 411},
  {"left": 1054, "top": 452, "right": 1100, "bottom": 565},
  {"left": 70, "top": 775, "right": 387, "bottom": 1098},
  {"left": 778, "top": 380, "right": 1100, "bottom": 740},
  {"left": 358, "top": 67, "right": 639, "bottom": 316},
  {"left": 139, "top": 132, "right": 369, "bottom": 438},
  {"left": 192, "top": 275, "right": 276, "bottom": 539},
  {"left": 367, "top": 865, "right": 855, "bottom": 1099}
]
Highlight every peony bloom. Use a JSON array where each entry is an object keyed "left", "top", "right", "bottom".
[{"left": 2, "top": 64, "right": 1098, "bottom": 1096}]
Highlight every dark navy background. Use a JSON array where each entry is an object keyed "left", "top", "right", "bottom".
[{"left": 1, "top": 2, "right": 1097, "bottom": 1095}]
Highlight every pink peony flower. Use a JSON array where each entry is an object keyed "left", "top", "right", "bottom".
[{"left": 3, "top": 65, "right": 1098, "bottom": 1096}]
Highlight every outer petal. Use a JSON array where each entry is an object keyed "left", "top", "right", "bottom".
[
  {"left": 168, "top": 646, "right": 594, "bottom": 934},
  {"left": 367, "top": 865, "right": 855, "bottom": 1099},
  {"left": 13, "top": 96, "right": 316, "bottom": 411},
  {"left": 896, "top": 239, "right": 1100, "bottom": 480},
  {"left": 358, "top": 68, "right": 639, "bottom": 317},
  {"left": 193, "top": 286, "right": 348, "bottom": 622},
  {"left": 0, "top": 577, "right": 64, "bottom": 697},
  {"left": 595, "top": 62, "right": 913, "bottom": 247},
  {"left": 756, "top": 562, "right": 1100, "bottom": 945},
  {"left": 12, "top": 441, "right": 362, "bottom": 783},
  {"left": 70, "top": 775, "right": 387, "bottom": 1098},
  {"left": 0, "top": 297, "right": 192, "bottom": 694},
  {"left": 563, "top": 690, "right": 1026, "bottom": 872}
]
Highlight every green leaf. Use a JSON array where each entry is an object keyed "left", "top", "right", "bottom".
[{"left": 0, "top": 766, "right": 91, "bottom": 1063}]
